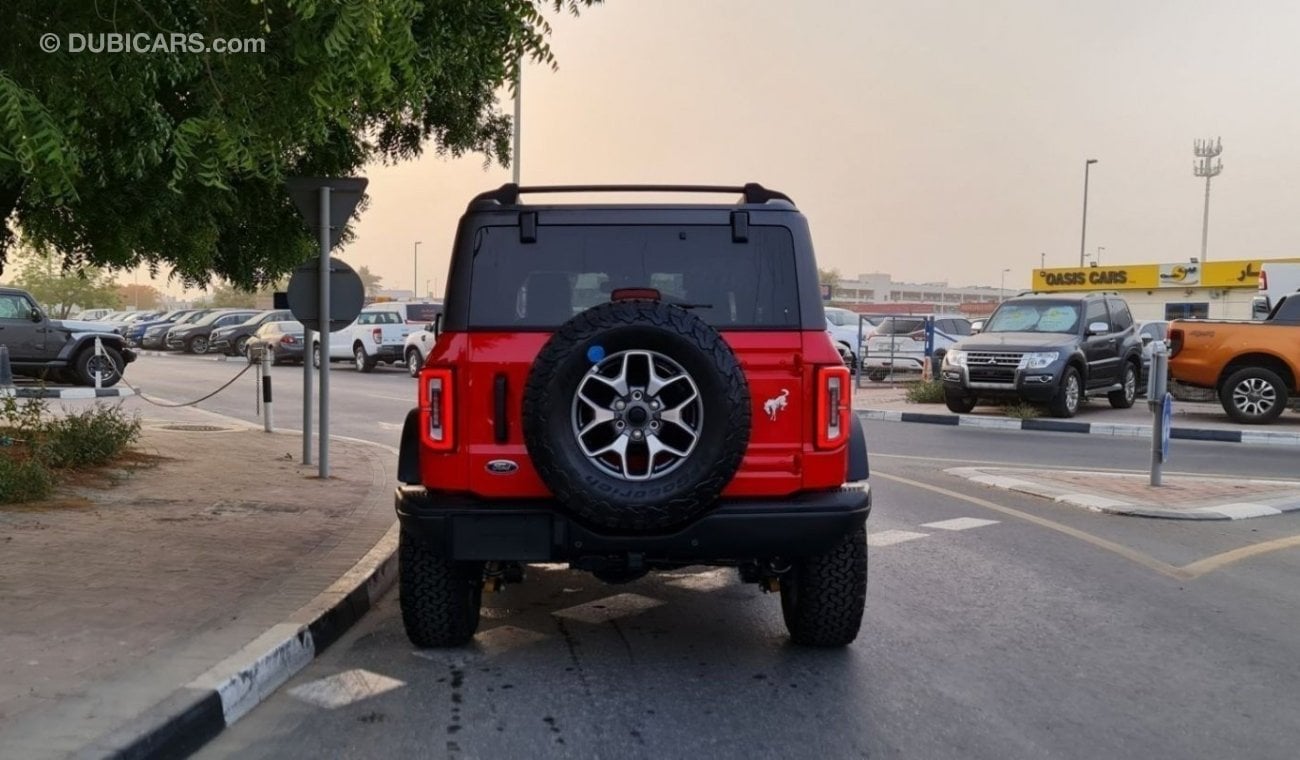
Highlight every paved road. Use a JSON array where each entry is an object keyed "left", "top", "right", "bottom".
[{"left": 124, "top": 355, "right": 1300, "bottom": 759}]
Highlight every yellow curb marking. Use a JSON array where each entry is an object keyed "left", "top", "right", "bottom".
[{"left": 876, "top": 472, "right": 1300, "bottom": 580}]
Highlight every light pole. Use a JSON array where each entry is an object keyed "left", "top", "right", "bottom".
[
  {"left": 1096, "top": 246, "right": 1105, "bottom": 266},
  {"left": 1193, "top": 137, "right": 1223, "bottom": 261},
  {"left": 1040, "top": 252, "right": 1046, "bottom": 270},
  {"left": 1000, "top": 268, "right": 1011, "bottom": 301},
  {"left": 512, "top": 48, "right": 522, "bottom": 185},
  {"left": 1079, "top": 158, "right": 1098, "bottom": 267},
  {"left": 413, "top": 241, "right": 422, "bottom": 298}
]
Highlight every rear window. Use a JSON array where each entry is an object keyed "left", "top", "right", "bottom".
[
  {"left": 874, "top": 317, "right": 926, "bottom": 335},
  {"left": 404, "top": 303, "right": 443, "bottom": 323},
  {"left": 468, "top": 225, "right": 800, "bottom": 329}
]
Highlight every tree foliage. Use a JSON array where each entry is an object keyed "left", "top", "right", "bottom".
[
  {"left": 7, "top": 247, "right": 120, "bottom": 317},
  {"left": 818, "top": 268, "right": 841, "bottom": 286},
  {"left": 1, "top": 1, "right": 599, "bottom": 287},
  {"left": 117, "top": 283, "right": 163, "bottom": 310},
  {"left": 356, "top": 265, "right": 383, "bottom": 295}
]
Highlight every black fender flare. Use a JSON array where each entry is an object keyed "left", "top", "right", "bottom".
[
  {"left": 56, "top": 333, "right": 127, "bottom": 363},
  {"left": 397, "top": 407, "right": 422, "bottom": 485},
  {"left": 847, "top": 412, "right": 869, "bottom": 482}
]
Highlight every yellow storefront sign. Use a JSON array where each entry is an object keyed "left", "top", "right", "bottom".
[{"left": 1031, "top": 258, "right": 1300, "bottom": 292}]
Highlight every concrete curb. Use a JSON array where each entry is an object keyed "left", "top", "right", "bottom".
[
  {"left": 136, "top": 350, "right": 236, "bottom": 362},
  {"left": 75, "top": 427, "right": 402, "bottom": 760},
  {"left": 88, "top": 523, "right": 398, "bottom": 760},
  {"left": 858, "top": 408, "right": 1300, "bottom": 448},
  {"left": 946, "top": 466, "right": 1300, "bottom": 520},
  {"left": 0, "top": 386, "right": 135, "bottom": 399}
]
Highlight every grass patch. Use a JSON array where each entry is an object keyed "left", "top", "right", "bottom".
[
  {"left": 0, "top": 398, "right": 141, "bottom": 504},
  {"left": 904, "top": 379, "right": 946, "bottom": 404},
  {"left": 1001, "top": 401, "right": 1042, "bottom": 420}
]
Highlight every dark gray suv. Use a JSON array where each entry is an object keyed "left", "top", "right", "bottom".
[
  {"left": 940, "top": 293, "right": 1143, "bottom": 418},
  {"left": 0, "top": 286, "right": 136, "bottom": 386}
]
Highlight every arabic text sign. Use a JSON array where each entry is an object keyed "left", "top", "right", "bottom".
[{"left": 1033, "top": 258, "right": 1299, "bottom": 292}]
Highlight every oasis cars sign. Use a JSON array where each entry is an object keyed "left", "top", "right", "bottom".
[{"left": 1033, "top": 259, "right": 1300, "bottom": 292}]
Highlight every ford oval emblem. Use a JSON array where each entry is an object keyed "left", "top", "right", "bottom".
[{"left": 486, "top": 459, "right": 519, "bottom": 474}]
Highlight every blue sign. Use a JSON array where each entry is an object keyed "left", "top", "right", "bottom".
[
  {"left": 1160, "top": 392, "right": 1172, "bottom": 463},
  {"left": 924, "top": 318, "right": 936, "bottom": 356},
  {"left": 820, "top": 283, "right": 833, "bottom": 301}
]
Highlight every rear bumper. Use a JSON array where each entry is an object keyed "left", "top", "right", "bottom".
[{"left": 395, "top": 485, "right": 871, "bottom": 562}]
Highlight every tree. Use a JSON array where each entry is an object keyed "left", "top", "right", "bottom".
[
  {"left": 207, "top": 284, "right": 258, "bottom": 308},
  {"left": 8, "top": 247, "right": 120, "bottom": 317},
  {"left": 357, "top": 265, "right": 383, "bottom": 296},
  {"left": 117, "top": 284, "right": 163, "bottom": 310},
  {"left": 818, "top": 268, "right": 842, "bottom": 286},
  {"left": 1, "top": 1, "right": 599, "bottom": 287}
]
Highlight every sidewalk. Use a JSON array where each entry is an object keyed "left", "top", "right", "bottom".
[
  {"left": 0, "top": 420, "right": 396, "bottom": 758},
  {"left": 852, "top": 383, "right": 1300, "bottom": 443},
  {"left": 946, "top": 466, "right": 1300, "bottom": 520}
]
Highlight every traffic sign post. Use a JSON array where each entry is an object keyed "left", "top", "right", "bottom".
[
  {"left": 1147, "top": 339, "right": 1170, "bottom": 486},
  {"left": 285, "top": 177, "right": 368, "bottom": 478}
]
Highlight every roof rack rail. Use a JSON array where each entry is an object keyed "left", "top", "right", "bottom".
[{"left": 470, "top": 183, "right": 794, "bottom": 207}]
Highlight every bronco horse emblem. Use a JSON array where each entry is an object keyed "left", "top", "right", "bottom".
[{"left": 764, "top": 389, "right": 790, "bottom": 421}]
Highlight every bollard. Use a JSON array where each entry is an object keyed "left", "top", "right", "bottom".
[
  {"left": 0, "top": 345, "right": 14, "bottom": 389},
  {"left": 261, "top": 352, "right": 274, "bottom": 433},
  {"left": 1148, "top": 339, "right": 1169, "bottom": 486},
  {"left": 93, "top": 336, "right": 105, "bottom": 390}
]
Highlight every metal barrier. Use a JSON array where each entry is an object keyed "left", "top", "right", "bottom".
[{"left": 853, "top": 314, "right": 938, "bottom": 389}]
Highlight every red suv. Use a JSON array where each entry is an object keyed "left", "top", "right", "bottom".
[{"left": 395, "top": 184, "right": 872, "bottom": 647}]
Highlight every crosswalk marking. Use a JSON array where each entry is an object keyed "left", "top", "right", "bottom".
[
  {"left": 288, "top": 669, "right": 405, "bottom": 709},
  {"left": 666, "top": 568, "right": 734, "bottom": 592},
  {"left": 867, "top": 530, "right": 929, "bottom": 547},
  {"left": 473, "top": 625, "right": 548, "bottom": 655},
  {"left": 921, "top": 517, "right": 1001, "bottom": 531},
  {"left": 553, "top": 593, "right": 664, "bottom": 624}
]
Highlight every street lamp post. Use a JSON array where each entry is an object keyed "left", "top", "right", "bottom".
[
  {"left": 1079, "top": 158, "right": 1098, "bottom": 268},
  {"left": 1040, "top": 252, "right": 1046, "bottom": 270},
  {"left": 1096, "top": 246, "right": 1105, "bottom": 266},
  {"left": 1000, "top": 268, "right": 1011, "bottom": 301},
  {"left": 413, "top": 241, "right": 423, "bottom": 298}
]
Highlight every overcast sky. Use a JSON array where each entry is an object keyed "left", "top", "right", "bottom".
[{"left": 160, "top": 0, "right": 1300, "bottom": 296}]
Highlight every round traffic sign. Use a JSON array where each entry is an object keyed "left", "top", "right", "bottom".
[{"left": 287, "top": 257, "right": 365, "bottom": 333}]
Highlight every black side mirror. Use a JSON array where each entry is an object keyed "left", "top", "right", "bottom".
[
  {"left": 29, "top": 308, "right": 42, "bottom": 322},
  {"left": 432, "top": 313, "right": 442, "bottom": 337}
]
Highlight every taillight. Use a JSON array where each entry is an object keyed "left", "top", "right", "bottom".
[
  {"left": 421, "top": 368, "right": 455, "bottom": 451},
  {"left": 1168, "top": 328, "right": 1183, "bottom": 358},
  {"left": 1259, "top": 270, "right": 1268, "bottom": 291},
  {"left": 816, "top": 366, "right": 851, "bottom": 449},
  {"left": 372, "top": 328, "right": 383, "bottom": 345},
  {"left": 280, "top": 335, "right": 299, "bottom": 345}
]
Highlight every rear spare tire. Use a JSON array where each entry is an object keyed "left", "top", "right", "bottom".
[{"left": 522, "top": 300, "right": 751, "bottom": 533}]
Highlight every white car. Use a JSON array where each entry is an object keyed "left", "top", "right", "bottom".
[
  {"left": 402, "top": 306, "right": 445, "bottom": 378},
  {"left": 824, "top": 307, "right": 878, "bottom": 368},
  {"left": 347, "top": 307, "right": 413, "bottom": 372},
  {"left": 862, "top": 316, "right": 972, "bottom": 380}
]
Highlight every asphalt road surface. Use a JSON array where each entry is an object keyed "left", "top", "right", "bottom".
[{"left": 123, "top": 355, "right": 1300, "bottom": 759}]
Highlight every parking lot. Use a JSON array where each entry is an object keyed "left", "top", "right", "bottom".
[{"left": 93, "top": 354, "right": 1300, "bottom": 760}]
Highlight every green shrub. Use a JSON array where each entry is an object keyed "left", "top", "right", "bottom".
[
  {"left": 39, "top": 405, "right": 142, "bottom": 469},
  {"left": 0, "top": 454, "right": 56, "bottom": 503},
  {"left": 1001, "top": 401, "right": 1042, "bottom": 420},
  {"left": 904, "top": 379, "right": 946, "bottom": 404}
]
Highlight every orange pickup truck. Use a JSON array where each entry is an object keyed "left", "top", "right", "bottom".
[{"left": 1168, "top": 294, "right": 1300, "bottom": 424}]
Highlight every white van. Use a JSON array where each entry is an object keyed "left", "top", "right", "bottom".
[{"left": 1252, "top": 263, "right": 1300, "bottom": 319}]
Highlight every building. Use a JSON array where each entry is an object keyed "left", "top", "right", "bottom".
[
  {"left": 830, "top": 272, "right": 1008, "bottom": 315},
  {"left": 1029, "top": 257, "right": 1300, "bottom": 321}
]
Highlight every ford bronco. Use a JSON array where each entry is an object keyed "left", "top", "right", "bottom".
[{"left": 395, "top": 184, "right": 871, "bottom": 648}]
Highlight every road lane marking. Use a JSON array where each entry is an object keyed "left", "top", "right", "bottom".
[
  {"left": 875, "top": 472, "right": 1190, "bottom": 579},
  {"left": 553, "top": 593, "right": 664, "bottom": 624},
  {"left": 1178, "top": 534, "right": 1300, "bottom": 577},
  {"left": 288, "top": 669, "right": 405, "bottom": 709},
  {"left": 921, "top": 517, "right": 1000, "bottom": 531},
  {"left": 868, "top": 529, "right": 929, "bottom": 547},
  {"left": 372, "top": 394, "right": 416, "bottom": 402},
  {"left": 875, "top": 453, "right": 1300, "bottom": 483}
]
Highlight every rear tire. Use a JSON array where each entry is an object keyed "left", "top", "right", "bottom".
[
  {"left": 1109, "top": 362, "right": 1139, "bottom": 409},
  {"left": 1220, "top": 367, "right": 1289, "bottom": 425},
  {"left": 354, "top": 345, "right": 375, "bottom": 373},
  {"left": 944, "top": 391, "right": 977, "bottom": 414},
  {"left": 399, "top": 530, "right": 484, "bottom": 647},
  {"left": 867, "top": 370, "right": 888, "bottom": 383},
  {"left": 780, "top": 527, "right": 868, "bottom": 647}
]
